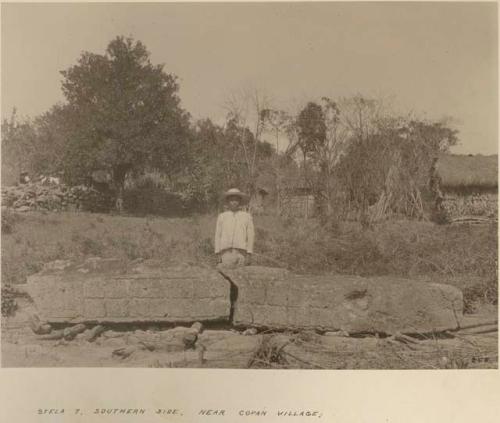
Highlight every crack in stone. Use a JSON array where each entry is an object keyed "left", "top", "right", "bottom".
[{"left": 217, "top": 269, "right": 239, "bottom": 324}]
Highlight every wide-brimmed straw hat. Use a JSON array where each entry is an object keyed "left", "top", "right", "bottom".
[{"left": 223, "top": 188, "right": 248, "bottom": 202}]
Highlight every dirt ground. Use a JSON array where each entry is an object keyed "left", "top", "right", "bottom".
[{"left": 2, "top": 303, "right": 497, "bottom": 369}]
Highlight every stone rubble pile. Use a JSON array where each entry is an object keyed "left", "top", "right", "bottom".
[{"left": 1, "top": 181, "right": 112, "bottom": 212}]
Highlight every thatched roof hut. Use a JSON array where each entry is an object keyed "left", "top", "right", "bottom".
[{"left": 436, "top": 154, "right": 497, "bottom": 194}]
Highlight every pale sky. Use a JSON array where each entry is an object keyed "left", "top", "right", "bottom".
[{"left": 1, "top": 2, "right": 498, "bottom": 154}]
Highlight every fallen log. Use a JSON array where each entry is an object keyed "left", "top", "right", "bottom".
[
  {"left": 85, "top": 325, "right": 106, "bottom": 342},
  {"left": 456, "top": 325, "right": 498, "bottom": 336},
  {"left": 63, "top": 323, "right": 87, "bottom": 340},
  {"left": 28, "top": 315, "right": 52, "bottom": 335},
  {"left": 391, "top": 333, "right": 421, "bottom": 346},
  {"left": 182, "top": 322, "right": 204, "bottom": 350},
  {"left": 201, "top": 336, "right": 263, "bottom": 368},
  {"left": 123, "top": 325, "right": 207, "bottom": 353},
  {"left": 453, "top": 319, "right": 498, "bottom": 331},
  {"left": 112, "top": 343, "right": 154, "bottom": 359},
  {"left": 38, "top": 329, "right": 65, "bottom": 340}
]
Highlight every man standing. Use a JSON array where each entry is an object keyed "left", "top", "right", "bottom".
[{"left": 214, "top": 188, "right": 255, "bottom": 267}]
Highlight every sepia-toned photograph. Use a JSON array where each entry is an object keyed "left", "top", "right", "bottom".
[{"left": 1, "top": 2, "right": 498, "bottom": 370}]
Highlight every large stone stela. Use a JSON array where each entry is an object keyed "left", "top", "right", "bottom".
[{"left": 25, "top": 260, "right": 464, "bottom": 334}]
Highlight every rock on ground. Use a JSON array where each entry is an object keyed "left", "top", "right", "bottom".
[
  {"left": 21, "top": 259, "right": 464, "bottom": 335},
  {"left": 220, "top": 266, "right": 463, "bottom": 335},
  {"left": 23, "top": 258, "right": 231, "bottom": 324}
]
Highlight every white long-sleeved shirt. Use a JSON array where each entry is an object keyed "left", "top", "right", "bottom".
[{"left": 214, "top": 210, "right": 255, "bottom": 254}]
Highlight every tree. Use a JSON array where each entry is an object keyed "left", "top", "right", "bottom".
[
  {"left": 336, "top": 117, "right": 459, "bottom": 225},
  {"left": 260, "top": 109, "right": 290, "bottom": 153},
  {"left": 260, "top": 108, "right": 295, "bottom": 213},
  {"left": 295, "top": 102, "right": 327, "bottom": 190},
  {"left": 60, "top": 36, "right": 191, "bottom": 207},
  {"left": 1, "top": 109, "right": 38, "bottom": 184},
  {"left": 181, "top": 118, "right": 245, "bottom": 210},
  {"left": 339, "top": 95, "right": 385, "bottom": 142},
  {"left": 293, "top": 99, "right": 358, "bottom": 217},
  {"left": 385, "top": 119, "right": 458, "bottom": 219},
  {"left": 32, "top": 105, "right": 74, "bottom": 177},
  {"left": 310, "top": 98, "right": 351, "bottom": 217},
  {"left": 296, "top": 102, "right": 326, "bottom": 156},
  {"left": 399, "top": 120, "right": 458, "bottom": 153},
  {"left": 223, "top": 88, "right": 271, "bottom": 196},
  {"left": 175, "top": 116, "right": 274, "bottom": 212}
]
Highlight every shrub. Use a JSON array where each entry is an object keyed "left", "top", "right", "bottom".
[
  {"left": 80, "top": 236, "right": 105, "bottom": 256},
  {"left": 72, "top": 185, "right": 114, "bottom": 213},
  {"left": 123, "top": 175, "right": 186, "bottom": 216},
  {"left": 1, "top": 284, "right": 31, "bottom": 317},
  {"left": 1, "top": 209, "right": 22, "bottom": 235},
  {"left": 463, "top": 278, "right": 498, "bottom": 314},
  {"left": 1, "top": 285, "right": 18, "bottom": 316}
]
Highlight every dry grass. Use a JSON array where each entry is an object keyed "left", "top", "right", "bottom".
[
  {"left": 257, "top": 217, "right": 497, "bottom": 278},
  {"left": 247, "top": 331, "right": 498, "bottom": 370},
  {"left": 1, "top": 211, "right": 497, "bottom": 312},
  {"left": 1, "top": 211, "right": 218, "bottom": 286}
]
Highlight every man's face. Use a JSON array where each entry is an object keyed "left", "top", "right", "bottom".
[{"left": 227, "top": 196, "right": 240, "bottom": 211}]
